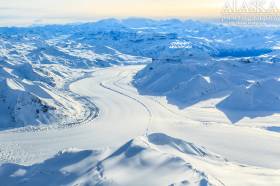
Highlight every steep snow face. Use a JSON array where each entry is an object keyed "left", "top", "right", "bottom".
[
  {"left": 218, "top": 79, "right": 280, "bottom": 111},
  {"left": 134, "top": 59, "right": 229, "bottom": 107},
  {"left": 0, "top": 43, "right": 90, "bottom": 130},
  {"left": 217, "top": 79, "right": 280, "bottom": 122},
  {"left": 0, "top": 77, "right": 84, "bottom": 129},
  {"left": 9, "top": 63, "right": 59, "bottom": 86}
]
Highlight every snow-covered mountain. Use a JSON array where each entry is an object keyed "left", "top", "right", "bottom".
[
  {"left": 132, "top": 19, "right": 280, "bottom": 123},
  {"left": 134, "top": 57, "right": 280, "bottom": 123},
  {"left": 0, "top": 133, "right": 265, "bottom": 186},
  {"left": 0, "top": 19, "right": 156, "bottom": 129},
  {"left": 2, "top": 132, "right": 279, "bottom": 186},
  {"left": 1, "top": 18, "right": 280, "bottom": 185},
  {"left": 0, "top": 61, "right": 95, "bottom": 128},
  {"left": 1, "top": 17, "right": 280, "bottom": 129}
]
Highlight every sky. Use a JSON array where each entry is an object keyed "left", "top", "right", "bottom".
[{"left": 0, "top": 0, "right": 224, "bottom": 26}]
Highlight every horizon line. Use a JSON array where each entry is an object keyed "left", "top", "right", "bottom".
[{"left": 0, "top": 16, "right": 222, "bottom": 27}]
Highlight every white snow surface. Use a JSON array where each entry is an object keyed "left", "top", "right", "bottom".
[
  {"left": 1, "top": 19, "right": 280, "bottom": 185},
  {"left": 0, "top": 66, "right": 280, "bottom": 186},
  {"left": 134, "top": 57, "right": 280, "bottom": 123}
]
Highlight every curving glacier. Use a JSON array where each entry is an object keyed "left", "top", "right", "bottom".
[{"left": 1, "top": 18, "right": 280, "bottom": 186}]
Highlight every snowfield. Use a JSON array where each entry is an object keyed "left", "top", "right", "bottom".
[
  {"left": 1, "top": 66, "right": 280, "bottom": 186},
  {"left": 0, "top": 19, "right": 280, "bottom": 185}
]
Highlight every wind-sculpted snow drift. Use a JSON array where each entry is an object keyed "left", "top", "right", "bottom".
[
  {"left": 2, "top": 133, "right": 279, "bottom": 185},
  {"left": 0, "top": 133, "right": 225, "bottom": 186}
]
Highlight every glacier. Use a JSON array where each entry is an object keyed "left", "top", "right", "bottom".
[{"left": 0, "top": 18, "right": 280, "bottom": 186}]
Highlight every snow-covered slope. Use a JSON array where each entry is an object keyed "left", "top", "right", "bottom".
[
  {"left": 217, "top": 78, "right": 280, "bottom": 122},
  {"left": 0, "top": 19, "right": 157, "bottom": 129},
  {"left": 2, "top": 133, "right": 279, "bottom": 186},
  {"left": 1, "top": 18, "right": 275, "bottom": 69},
  {"left": 1, "top": 65, "right": 280, "bottom": 186},
  {"left": 0, "top": 77, "right": 84, "bottom": 129},
  {"left": 0, "top": 133, "right": 255, "bottom": 186},
  {"left": 134, "top": 56, "right": 280, "bottom": 123}
]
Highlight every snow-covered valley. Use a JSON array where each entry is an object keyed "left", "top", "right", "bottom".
[
  {"left": 1, "top": 66, "right": 280, "bottom": 185},
  {"left": 1, "top": 19, "right": 280, "bottom": 185}
]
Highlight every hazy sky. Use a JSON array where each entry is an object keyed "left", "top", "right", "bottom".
[{"left": 0, "top": 0, "right": 224, "bottom": 26}]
